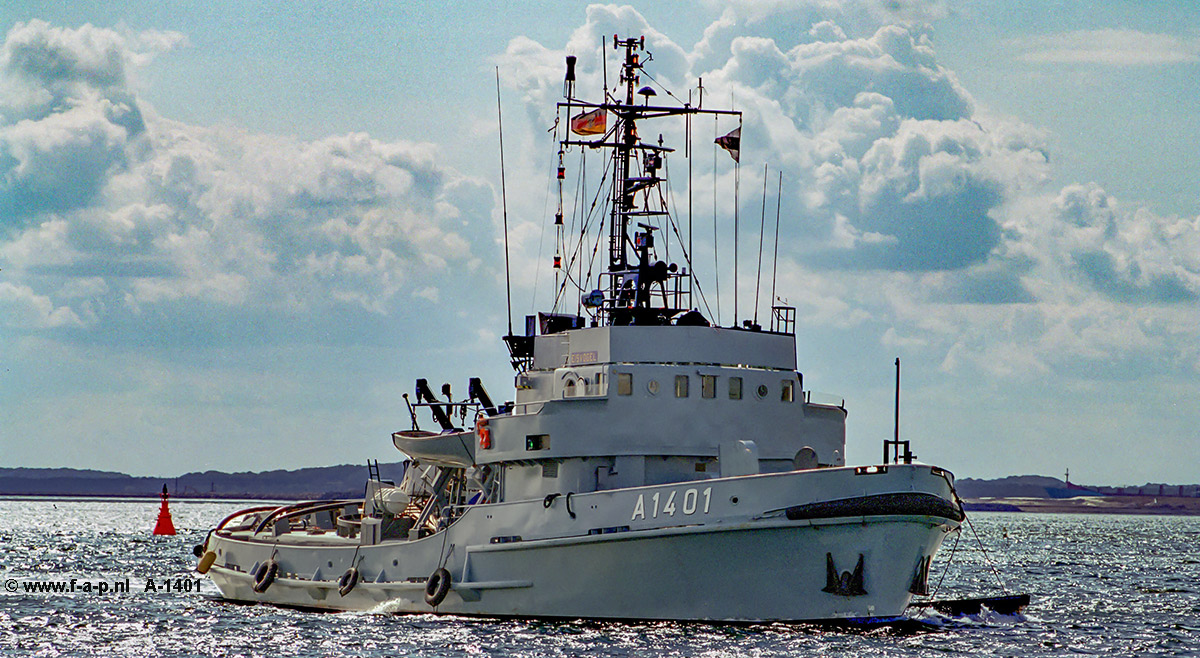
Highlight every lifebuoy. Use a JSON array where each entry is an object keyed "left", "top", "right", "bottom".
[
  {"left": 476, "top": 416, "right": 491, "bottom": 450},
  {"left": 252, "top": 559, "right": 278, "bottom": 593},
  {"left": 337, "top": 567, "right": 360, "bottom": 597},
  {"left": 424, "top": 567, "right": 452, "bottom": 607}
]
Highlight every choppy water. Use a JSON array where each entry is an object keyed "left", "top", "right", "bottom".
[{"left": 1, "top": 498, "right": 1197, "bottom": 657}]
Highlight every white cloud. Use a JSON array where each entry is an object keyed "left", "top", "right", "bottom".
[
  {"left": 1, "top": 21, "right": 498, "bottom": 341},
  {"left": 1014, "top": 29, "right": 1200, "bottom": 66},
  {"left": 0, "top": 281, "right": 84, "bottom": 328}
]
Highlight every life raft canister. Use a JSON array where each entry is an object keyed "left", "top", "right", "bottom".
[
  {"left": 424, "top": 567, "right": 452, "bottom": 607},
  {"left": 476, "top": 416, "right": 491, "bottom": 450}
]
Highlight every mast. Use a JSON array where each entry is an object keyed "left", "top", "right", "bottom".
[{"left": 557, "top": 35, "right": 739, "bottom": 328}]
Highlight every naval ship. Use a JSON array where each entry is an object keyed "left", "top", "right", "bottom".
[{"left": 195, "top": 36, "right": 964, "bottom": 622}]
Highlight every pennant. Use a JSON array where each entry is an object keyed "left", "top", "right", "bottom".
[
  {"left": 570, "top": 108, "right": 607, "bottom": 136},
  {"left": 715, "top": 127, "right": 740, "bottom": 163}
]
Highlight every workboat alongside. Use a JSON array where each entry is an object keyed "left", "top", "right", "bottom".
[{"left": 196, "top": 36, "right": 965, "bottom": 622}]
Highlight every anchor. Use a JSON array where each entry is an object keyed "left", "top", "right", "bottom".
[{"left": 822, "top": 553, "right": 867, "bottom": 596}]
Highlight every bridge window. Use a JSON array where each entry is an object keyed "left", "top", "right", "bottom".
[
  {"left": 729, "top": 377, "right": 743, "bottom": 400},
  {"left": 781, "top": 379, "right": 795, "bottom": 402},
  {"left": 675, "top": 375, "right": 689, "bottom": 398},
  {"left": 701, "top": 375, "right": 716, "bottom": 399}
]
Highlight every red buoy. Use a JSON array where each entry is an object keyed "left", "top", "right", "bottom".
[{"left": 153, "top": 484, "right": 176, "bottom": 535}]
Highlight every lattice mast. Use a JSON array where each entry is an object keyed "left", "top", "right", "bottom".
[{"left": 559, "top": 36, "right": 740, "bottom": 327}]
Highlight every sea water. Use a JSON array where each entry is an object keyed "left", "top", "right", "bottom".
[{"left": 1, "top": 498, "right": 1197, "bottom": 657}]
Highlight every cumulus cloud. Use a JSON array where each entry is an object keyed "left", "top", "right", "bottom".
[
  {"left": 0, "top": 281, "right": 84, "bottom": 328},
  {"left": 0, "top": 21, "right": 497, "bottom": 341},
  {"left": 654, "top": 16, "right": 1047, "bottom": 274},
  {"left": 495, "top": 4, "right": 1200, "bottom": 386},
  {"left": 1033, "top": 184, "right": 1199, "bottom": 303}
]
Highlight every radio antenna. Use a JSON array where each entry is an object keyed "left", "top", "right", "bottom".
[{"left": 496, "top": 67, "right": 514, "bottom": 336}]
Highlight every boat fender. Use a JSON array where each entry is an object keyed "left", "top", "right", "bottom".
[
  {"left": 192, "top": 543, "right": 205, "bottom": 558},
  {"left": 424, "top": 567, "right": 452, "bottom": 607},
  {"left": 197, "top": 551, "right": 217, "bottom": 575},
  {"left": 476, "top": 416, "right": 491, "bottom": 450},
  {"left": 337, "top": 567, "right": 360, "bottom": 597},
  {"left": 252, "top": 559, "right": 279, "bottom": 594}
]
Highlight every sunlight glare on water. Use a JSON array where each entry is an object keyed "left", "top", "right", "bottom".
[{"left": 2, "top": 498, "right": 1198, "bottom": 657}]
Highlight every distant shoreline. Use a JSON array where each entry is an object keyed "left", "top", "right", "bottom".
[{"left": 964, "top": 496, "right": 1200, "bottom": 517}]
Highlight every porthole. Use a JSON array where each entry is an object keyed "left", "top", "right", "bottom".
[{"left": 756, "top": 384, "right": 768, "bottom": 399}]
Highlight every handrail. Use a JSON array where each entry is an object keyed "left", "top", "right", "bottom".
[
  {"left": 213, "top": 505, "right": 279, "bottom": 533},
  {"left": 251, "top": 499, "right": 359, "bottom": 534}
]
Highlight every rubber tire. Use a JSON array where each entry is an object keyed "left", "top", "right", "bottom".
[
  {"left": 252, "top": 559, "right": 278, "bottom": 594},
  {"left": 424, "top": 567, "right": 451, "bottom": 607},
  {"left": 338, "top": 567, "right": 360, "bottom": 597}
]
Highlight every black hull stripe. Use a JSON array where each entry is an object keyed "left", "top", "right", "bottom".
[{"left": 784, "top": 492, "right": 964, "bottom": 522}]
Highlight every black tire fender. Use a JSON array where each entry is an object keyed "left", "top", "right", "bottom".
[
  {"left": 338, "top": 567, "right": 360, "bottom": 597},
  {"left": 424, "top": 567, "right": 451, "bottom": 607},
  {"left": 252, "top": 559, "right": 278, "bottom": 594}
]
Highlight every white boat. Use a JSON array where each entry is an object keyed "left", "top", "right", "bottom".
[{"left": 195, "top": 35, "right": 963, "bottom": 623}]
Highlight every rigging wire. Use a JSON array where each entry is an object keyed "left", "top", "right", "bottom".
[
  {"left": 532, "top": 113, "right": 560, "bottom": 319},
  {"left": 661, "top": 157, "right": 716, "bottom": 321},
  {"left": 575, "top": 149, "right": 586, "bottom": 316},
  {"left": 553, "top": 148, "right": 613, "bottom": 310},
  {"left": 769, "top": 170, "right": 782, "bottom": 330},
  {"left": 686, "top": 90, "right": 693, "bottom": 306},
  {"left": 638, "top": 67, "right": 688, "bottom": 106},
  {"left": 754, "top": 162, "right": 768, "bottom": 327},
  {"left": 965, "top": 511, "right": 1010, "bottom": 594},
  {"left": 732, "top": 126, "right": 741, "bottom": 326},
  {"left": 928, "top": 527, "right": 962, "bottom": 602},
  {"left": 711, "top": 112, "right": 720, "bottom": 325}
]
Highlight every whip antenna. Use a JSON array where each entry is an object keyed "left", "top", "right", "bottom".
[
  {"left": 754, "top": 163, "right": 768, "bottom": 327},
  {"left": 496, "top": 67, "right": 514, "bottom": 336}
]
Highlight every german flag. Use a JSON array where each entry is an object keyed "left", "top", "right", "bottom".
[{"left": 570, "top": 108, "right": 607, "bottom": 136}]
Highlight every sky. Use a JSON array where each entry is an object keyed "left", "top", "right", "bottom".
[{"left": 1, "top": 1, "right": 1198, "bottom": 484}]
